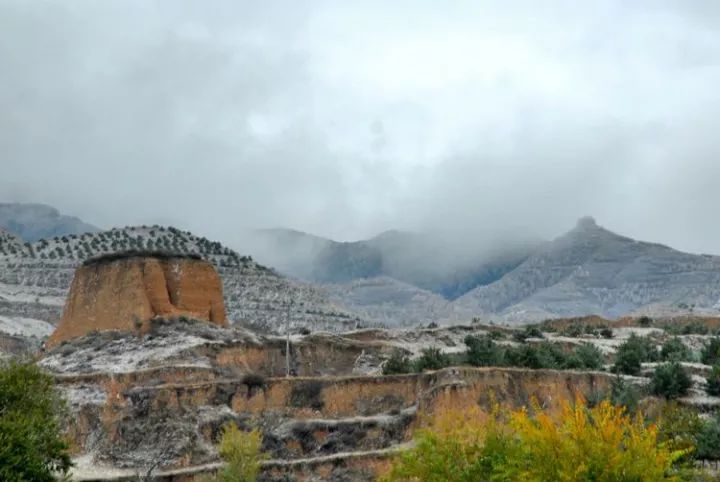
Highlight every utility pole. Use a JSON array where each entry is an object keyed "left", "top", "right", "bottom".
[{"left": 285, "top": 299, "right": 292, "bottom": 377}]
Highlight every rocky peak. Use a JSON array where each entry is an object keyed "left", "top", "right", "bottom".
[{"left": 575, "top": 215, "right": 597, "bottom": 229}]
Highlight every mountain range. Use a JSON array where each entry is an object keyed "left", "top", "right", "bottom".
[
  {"left": 243, "top": 216, "right": 720, "bottom": 324},
  {"left": 2, "top": 203, "right": 720, "bottom": 344}
]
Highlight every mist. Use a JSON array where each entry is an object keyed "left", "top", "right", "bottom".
[{"left": 2, "top": 1, "right": 720, "bottom": 255}]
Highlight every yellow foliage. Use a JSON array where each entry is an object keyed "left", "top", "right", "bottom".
[
  {"left": 383, "top": 396, "right": 690, "bottom": 482},
  {"left": 215, "top": 423, "right": 267, "bottom": 482}
]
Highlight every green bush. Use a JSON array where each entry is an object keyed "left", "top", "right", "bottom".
[
  {"left": 655, "top": 402, "right": 703, "bottom": 462},
  {"left": 600, "top": 327, "right": 613, "bottom": 339},
  {"left": 414, "top": 347, "right": 451, "bottom": 371},
  {"left": 523, "top": 326, "right": 543, "bottom": 338},
  {"left": 638, "top": 315, "right": 653, "bottom": 326},
  {"left": 466, "top": 338, "right": 605, "bottom": 372},
  {"left": 682, "top": 321, "right": 709, "bottom": 335},
  {"left": 701, "top": 338, "right": 720, "bottom": 366},
  {"left": 560, "top": 323, "right": 584, "bottom": 338},
  {"left": 613, "top": 334, "right": 659, "bottom": 375},
  {"left": 383, "top": 350, "right": 413, "bottom": 375},
  {"left": 706, "top": 366, "right": 720, "bottom": 396},
  {"left": 465, "top": 335, "right": 504, "bottom": 367},
  {"left": 650, "top": 362, "right": 692, "bottom": 400},
  {"left": 609, "top": 376, "right": 641, "bottom": 413},
  {"left": 0, "top": 360, "right": 72, "bottom": 482},
  {"left": 661, "top": 337, "right": 691, "bottom": 362},
  {"left": 697, "top": 415, "right": 720, "bottom": 460},
  {"left": 573, "top": 343, "right": 604, "bottom": 370},
  {"left": 504, "top": 342, "right": 568, "bottom": 370}
]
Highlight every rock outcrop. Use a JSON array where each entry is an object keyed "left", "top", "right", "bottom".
[
  {"left": 46, "top": 253, "right": 227, "bottom": 347},
  {"left": 0, "top": 225, "right": 368, "bottom": 341}
]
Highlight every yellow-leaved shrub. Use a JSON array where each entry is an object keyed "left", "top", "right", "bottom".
[
  {"left": 383, "top": 396, "right": 689, "bottom": 482},
  {"left": 215, "top": 423, "right": 267, "bottom": 482}
]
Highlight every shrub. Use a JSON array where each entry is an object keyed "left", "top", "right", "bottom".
[
  {"left": 464, "top": 335, "right": 503, "bottom": 367},
  {"left": 701, "top": 338, "right": 720, "bottom": 366},
  {"left": 651, "top": 362, "right": 692, "bottom": 400},
  {"left": 505, "top": 342, "right": 568, "bottom": 369},
  {"left": 706, "top": 366, "right": 720, "bottom": 396},
  {"left": 696, "top": 415, "right": 720, "bottom": 460},
  {"left": 609, "top": 376, "right": 641, "bottom": 413},
  {"left": 560, "top": 323, "right": 584, "bottom": 338},
  {"left": 655, "top": 402, "right": 703, "bottom": 463},
  {"left": 600, "top": 327, "right": 614, "bottom": 339},
  {"left": 682, "top": 321, "right": 708, "bottom": 335},
  {"left": 382, "top": 350, "right": 413, "bottom": 375},
  {"left": 523, "top": 326, "right": 543, "bottom": 339},
  {"left": 638, "top": 315, "right": 653, "bottom": 326},
  {"left": 488, "top": 330, "right": 506, "bottom": 340},
  {"left": 661, "top": 337, "right": 692, "bottom": 362},
  {"left": 573, "top": 343, "right": 604, "bottom": 370},
  {"left": 382, "top": 397, "right": 684, "bottom": 481},
  {"left": 414, "top": 347, "right": 451, "bottom": 372},
  {"left": 215, "top": 423, "right": 267, "bottom": 482},
  {"left": 613, "top": 334, "right": 659, "bottom": 375},
  {"left": 0, "top": 360, "right": 72, "bottom": 482},
  {"left": 241, "top": 373, "right": 266, "bottom": 396}
]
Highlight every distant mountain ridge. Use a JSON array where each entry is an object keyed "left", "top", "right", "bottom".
[
  {"left": 3, "top": 201, "right": 720, "bottom": 335},
  {"left": 0, "top": 202, "right": 100, "bottom": 242},
  {"left": 454, "top": 216, "right": 720, "bottom": 321},
  {"left": 243, "top": 217, "right": 720, "bottom": 325},
  {"left": 243, "top": 228, "right": 540, "bottom": 300}
]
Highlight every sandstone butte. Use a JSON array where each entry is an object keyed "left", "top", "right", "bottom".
[{"left": 46, "top": 252, "right": 227, "bottom": 348}]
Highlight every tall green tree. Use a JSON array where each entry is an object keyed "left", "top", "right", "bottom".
[{"left": 0, "top": 360, "right": 72, "bottom": 481}]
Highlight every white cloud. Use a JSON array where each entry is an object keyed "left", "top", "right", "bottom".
[{"left": 1, "top": 0, "right": 720, "bottom": 252}]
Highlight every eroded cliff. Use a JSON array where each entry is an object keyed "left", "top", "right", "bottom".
[{"left": 47, "top": 253, "right": 227, "bottom": 347}]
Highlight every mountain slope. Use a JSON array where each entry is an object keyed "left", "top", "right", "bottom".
[
  {"left": 322, "top": 276, "right": 455, "bottom": 327},
  {"left": 0, "top": 202, "right": 100, "bottom": 242},
  {"left": 242, "top": 228, "right": 539, "bottom": 300},
  {"left": 0, "top": 226, "right": 368, "bottom": 344},
  {"left": 454, "top": 217, "right": 720, "bottom": 322}
]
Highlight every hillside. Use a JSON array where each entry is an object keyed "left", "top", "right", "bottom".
[
  {"left": 0, "top": 202, "right": 99, "bottom": 242},
  {"left": 0, "top": 228, "right": 24, "bottom": 255},
  {"left": 454, "top": 217, "right": 720, "bottom": 322},
  {"left": 0, "top": 226, "right": 366, "bottom": 343},
  {"left": 322, "top": 276, "right": 456, "bottom": 327},
  {"left": 242, "top": 228, "right": 539, "bottom": 299}
]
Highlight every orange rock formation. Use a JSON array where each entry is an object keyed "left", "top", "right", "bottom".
[{"left": 47, "top": 253, "right": 227, "bottom": 347}]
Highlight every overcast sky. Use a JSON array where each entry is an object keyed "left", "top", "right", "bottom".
[{"left": 2, "top": 1, "right": 720, "bottom": 253}]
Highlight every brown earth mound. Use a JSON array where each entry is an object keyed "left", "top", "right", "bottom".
[{"left": 47, "top": 253, "right": 227, "bottom": 347}]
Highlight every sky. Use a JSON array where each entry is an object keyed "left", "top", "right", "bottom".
[{"left": 2, "top": 1, "right": 720, "bottom": 254}]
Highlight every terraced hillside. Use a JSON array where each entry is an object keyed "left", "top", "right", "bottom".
[{"left": 42, "top": 319, "right": 619, "bottom": 481}]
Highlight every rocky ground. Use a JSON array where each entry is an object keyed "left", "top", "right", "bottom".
[{"left": 37, "top": 316, "right": 720, "bottom": 481}]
